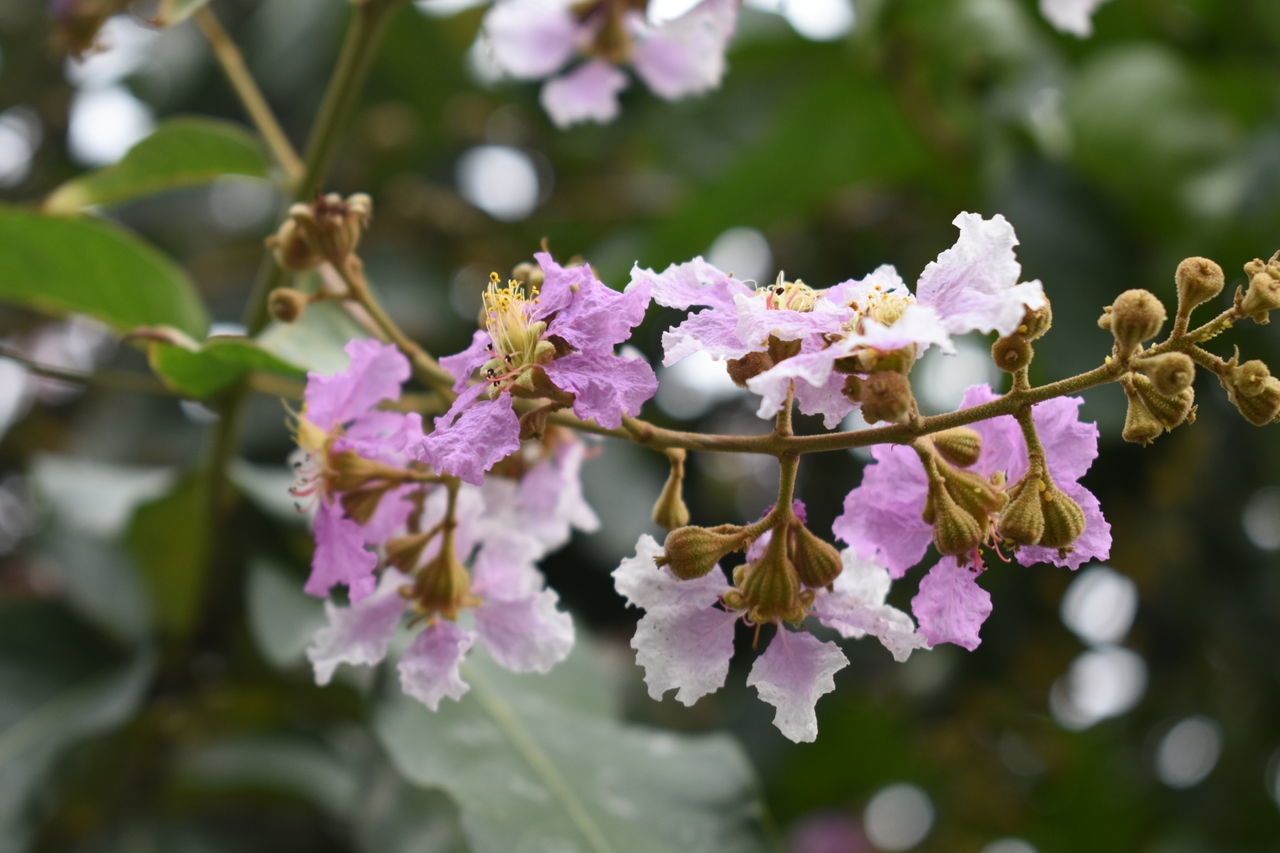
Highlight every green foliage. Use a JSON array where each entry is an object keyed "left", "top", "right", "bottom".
[
  {"left": 0, "top": 205, "right": 208, "bottom": 336},
  {"left": 148, "top": 332, "right": 306, "bottom": 397},
  {"left": 44, "top": 118, "right": 270, "bottom": 214},
  {"left": 124, "top": 471, "right": 212, "bottom": 638}
]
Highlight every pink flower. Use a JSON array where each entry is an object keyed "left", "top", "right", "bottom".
[
  {"left": 483, "top": 0, "right": 739, "bottom": 127},
  {"left": 422, "top": 252, "right": 655, "bottom": 484}
]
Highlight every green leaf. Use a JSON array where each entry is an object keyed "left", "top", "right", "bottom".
[
  {"left": 257, "top": 299, "right": 369, "bottom": 374},
  {"left": 376, "top": 644, "right": 768, "bottom": 853},
  {"left": 147, "top": 332, "right": 307, "bottom": 398},
  {"left": 247, "top": 557, "right": 325, "bottom": 669},
  {"left": 44, "top": 118, "right": 271, "bottom": 213},
  {"left": 124, "top": 470, "right": 212, "bottom": 638},
  {"left": 0, "top": 205, "right": 208, "bottom": 336},
  {"left": 154, "top": 0, "right": 213, "bottom": 28}
]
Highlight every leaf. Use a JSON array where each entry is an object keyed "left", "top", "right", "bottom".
[
  {"left": 376, "top": 644, "right": 768, "bottom": 853},
  {"left": 257, "top": 299, "right": 370, "bottom": 375},
  {"left": 153, "top": 0, "right": 213, "bottom": 28},
  {"left": 247, "top": 557, "right": 326, "bottom": 669},
  {"left": 44, "top": 118, "right": 271, "bottom": 213},
  {"left": 124, "top": 470, "right": 212, "bottom": 638},
  {"left": 147, "top": 332, "right": 307, "bottom": 398},
  {"left": 0, "top": 205, "right": 208, "bottom": 337}
]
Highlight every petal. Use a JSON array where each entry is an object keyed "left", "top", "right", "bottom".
[
  {"left": 631, "top": 0, "right": 738, "bottom": 100},
  {"left": 746, "top": 630, "right": 848, "bottom": 743},
  {"left": 306, "top": 501, "right": 378, "bottom": 601},
  {"left": 440, "top": 330, "right": 492, "bottom": 392},
  {"left": 304, "top": 339, "right": 409, "bottom": 432},
  {"left": 543, "top": 352, "right": 658, "bottom": 429},
  {"left": 746, "top": 346, "right": 843, "bottom": 423},
  {"left": 420, "top": 393, "right": 521, "bottom": 485},
  {"left": 832, "top": 444, "right": 933, "bottom": 578},
  {"left": 613, "top": 533, "right": 730, "bottom": 612},
  {"left": 398, "top": 620, "right": 474, "bottom": 711},
  {"left": 661, "top": 307, "right": 753, "bottom": 365},
  {"left": 732, "top": 291, "right": 852, "bottom": 349},
  {"left": 910, "top": 557, "right": 992, "bottom": 651},
  {"left": 483, "top": 0, "right": 579, "bottom": 79},
  {"left": 1039, "top": 0, "right": 1110, "bottom": 37},
  {"left": 632, "top": 605, "right": 737, "bottom": 706},
  {"left": 811, "top": 551, "right": 926, "bottom": 662},
  {"left": 475, "top": 588, "right": 574, "bottom": 673},
  {"left": 536, "top": 252, "right": 650, "bottom": 351},
  {"left": 540, "top": 60, "right": 629, "bottom": 128},
  {"left": 307, "top": 570, "right": 407, "bottom": 685},
  {"left": 631, "top": 257, "right": 748, "bottom": 311},
  {"left": 1014, "top": 481, "right": 1111, "bottom": 569},
  {"left": 517, "top": 437, "right": 601, "bottom": 548}
]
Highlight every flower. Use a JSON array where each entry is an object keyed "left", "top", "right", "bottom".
[
  {"left": 291, "top": 339, "right": 426, "bottom": 602},
  {"left": 1039, "top": 0, "right": 1111, "bottom": 37},
  {"left": 613, "top": 533, "right": 923, "bottom": 742},
  {"left": 422, "top": 252, "right": 655, "bottom": 485},
  {"left": 483, "top": 0, "right": 739, "bottom": 127}
]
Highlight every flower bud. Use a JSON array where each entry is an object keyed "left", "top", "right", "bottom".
[
  {"left": 658, "top": 525, "right": 746, "bottom": 580},
  {"left": 651, "top": 451, "right": 691, "bottom": 531},
  {"left": 1224, "top": 361, "right": 1280, "bottom": 425},
  {"left": 1129, "top": 374, "right": 1195, "bottom": 430},
  {"left": 1135, "top": 352, "right": 1195, "bottom": 396},
  {"left": 1100, "top": 289, "right": 1166, "bottom": 359},
  {"left": 1038, "top": 484, "right": 1086, "bottom": 550},
  {"left": 341, "top": 483, "right": 392, "bottom": 526},
  {"left": 268, "top": 287, "right": 308, "bottom": 324},
  {"left": 997, "top": 475, "right": 1045, "bottom": 546},
  {"left": 791, "top": 524, "right": 843, "bottom": 589},
  {"left": 932, "top": 427, "right": 983, "bottom": 469},
  {"left": 726, "top": 351, "right": 773, "bottom": 387},
  {"left": 859, "top": 371, "right": 915, "bottom": 424},
  {"left": 280, "top": 192, "right": 373, "bottom": 267},
  {"left": 268, "top": 218, "right": 324, "bottom": 272},
  {"left": 387, "top": 530, "right": 434, "bottom": 573},
  {"left": 1241, "top": 273, "right": 1280, "bottom": 324},
  {"left": 1175, "top": 257, "right": 1224, "bottom": 314},
  {"left": 924, "top": 480, "right": 984, "bottom": 557},
  {"left": 1017, "top": 302, "right": 1053, "bottom": 341},
  {"left": 511, "top": 261, "right": 545, "bottom": 292},
  {"left": 1121, "top": 383, "right": 1164, "bottom": 446},
  {"left": 991, "top": 335, "right": 1033, "bottom": 372},
  {"left": 940, "top": 464, "right": 1007, "bottom": 521},
  {"left": 403, "top": 533, "right": 478, "bottom": 620},
  {"left": 736, "top": 531, "right": 806, "bottom": 624}
]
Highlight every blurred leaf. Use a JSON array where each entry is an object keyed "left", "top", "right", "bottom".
[
  {"left": 354, "top": 773, "right": 469, "bottom": 853},
  {"left": 44, "top": 118, "right": 269, "bottom": 213},
  {"left": 0, "top": 602, "right": 152, "bottom": 851},
  {"left": 0, "top": 205, "right": 208, "bottom": 336},
  {"left": 154, "top": 0, "right": 212, "bottom": 28},
  {"left": 230, "top": 460, "right": 302, "bottom": 522},
  {"left": 247, "top": 557, "right": 325, "bottom": 669},
  {"left": 257, "top": 300, "right": 368, "bottom": 374},
  {"left": 175, "top": 735, "right": 358, "bottom": 815},
  {"left": 376, "top": 644, "right": 767, "bottom": 853},
  {"left": 124, "top": 471, "right": 212, "bottom": 638},
  {"left": 147, "top": 332, "right": 307, "bottom": 398}
]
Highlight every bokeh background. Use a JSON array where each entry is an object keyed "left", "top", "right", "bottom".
[{"left": 2, "top": 0, "right": 1280, "bottom": 850}]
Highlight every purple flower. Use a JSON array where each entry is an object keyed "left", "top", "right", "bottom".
[
  {"left": 484, "top": 0, "right": 740, "bottom": 127},
  {"left": 613, "top": 533, "right": 923, "bottom": 743},
  {"left": 910, "top": 557, "right": 992, "bottom": 651},
  {"left": 422, "top": 252, "right": 655, "bottom": 484}
]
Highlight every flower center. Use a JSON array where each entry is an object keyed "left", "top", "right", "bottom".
[
  {"left": 763, "top": 273, "right": 818, "bottom": 312},
  {"left": 481, "top": 272, "right": 552, "bottom": 392}
]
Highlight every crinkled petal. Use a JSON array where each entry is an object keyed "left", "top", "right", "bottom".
[
  {"left": 911, "top": 557, "right": 992, "bottom": 651},
  {"left": 812, "top": 551, "right": 927, "bottom": 662},
  {"left": 518, "top": 438, "right": 600, "bottom": 548},
  {"left": 543, "top": 352, "right": 657, "bottom": 429},
  {"left": 306, "top": 501, "right": 377, "bottom": 601},
  {"left": 613, "top": 533, "right": 731, "bottom": 612},
  {"left": 304, "top": 339, "right": 409, "bottom": 432},
  {"left": 360, "top": 483, "right": 416, "bottom": 544},
  {"left": 440, "top": 330, "right": 492, "bottom": 392},
  {"left": 960, "top": 384, "right": 1099, "bottom": 485},
  {"left": 631, "top": 0, "right": 738, "bottom": 100},
  {"left": 483, "top": 0, "right": 579, "bottom": 79},
  {"left": 732, "top": 292, "right": 852, "bottom": 348},
  {"left": 398, "top": 620, "right": 474, "bottom": 711},
  {"left": 825, "top": 264, "right": 910, "bottom": 306},
  {"left": 476, "top": 588, "right": 574, "bottom": 674},
  {"left": 632, "top": 606, "right": 737, "bottom": 706},
  {"left": 339, "top": 411, "right": 427, "bottom": 466},
  {"left": 1039, "top": 0, "right": 1110, "bottom": 37},
  {"left": 1014, "top": 481, "right": 1111, "bottom": 569},
  {"left": 661, "top": 307, "right": 754, "bottom": 365},
  {"left": 746, "top": 630, "right": 848, "bottom": 743},
  {"left": 631, "top": 257, "right": 750, "bottom": 311},
  {"left": 308, "top": 570, "right": 407, "bottom": 685},
  {"left": 536, "top": 252, "right": 650, "bottom": 351},
  {"left": 420, "top": 392, "right": 520, "bottom": 485},
  {"left": 915, "top": 213, "right": 1047, "bottom": 339},
  {"left": 833, "top": 444, "right": 933, "bottom": 578},
  {"left": 541, "top": 60, "right": 629, "bottom": 128},
  {"left": 470, "top": 531, "right": 546, "bottom": 599},
  {"left": 747, "top": 347, "right": 843, "bottom": 422}
]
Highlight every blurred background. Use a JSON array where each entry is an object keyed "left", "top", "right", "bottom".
[{"left": 2, "top": 0, "right": 1280, "bottom": 850}]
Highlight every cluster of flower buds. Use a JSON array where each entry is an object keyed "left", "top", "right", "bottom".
[{"left": 268, "top": 192, "right": 373, "bottom": 273}]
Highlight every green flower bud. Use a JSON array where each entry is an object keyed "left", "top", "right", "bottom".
[
  {"left": 997, "top": 475, "right": 1046, "bottom": 547},
  {"left": 1121, "top": 382, "right": 1164, "bottom": 446},
  {"left": 267, "top": 218, "right": 324, "bottom": 272},
  {"left": 511, "top": 261, "right": 545, "bottom": 291},
  {"left": 1038, "top": 484, "right": 1087, "bottom": 550},
  {"left": 403, "top": 532, "right": 479, "bottom": 621},
  {"left": 925, "top": 479, "right": 984, "bottom": 557},
  {"left": 1100, "top": 289, "right": 1166, "bottom": 359},
  {"left": 1135, "top": 352, "right": 1195, "bottom": 396},
  {"left": 940, "top": 464, "right": 1008, "bottom": 520},
  {"left": 932, "top": 427, "right": 983, "bottom": 469},
  {"left": 1241, "top": 273, "right": 1280, "bottom": 324},
  {"left": 791, "top": 524, "right": 844, "bottom": 589},
  {"left": 659, "top": 525, "right": 747, "bottom": 580},
  {"left": 737, "top": 530, "right": 807, "bottom": 624},
  {"left": 651, "top": 451, "right": 691, "bottom": 531},
  {"left": 1175, "top": 257, "right": 1225, "bottom": 315},
  {"left": 1224, "top": 361, "right": 1280, "bottom": 425},
  {"left": 859, "top": 371, "right": 915, "bottom": 425},
  {"left": 386, "top": 530, "right": 433, "bottom": 573},
  {"left": 1129, "top": 374, "right": 1195, "bottom": 430},
  {"left": 992, "top": 334, "right": 1033, "bottom": 372}
]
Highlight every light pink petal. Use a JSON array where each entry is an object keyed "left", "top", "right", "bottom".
[
  {"left": 1014, "top": 481, "right": 1111, "bottom": 570},
  {"left": 398, "top": 620, "right": 474, "bottom": 711},
  {"left": 543, "top": 352, "right": 657, "bottom": 429},
  {"left": 632, "top": 605, "right": 737, "bottom": 705},
  {"left": 747, "top": 346, "right": 843, "bottom": 423},
  {"left": 825, "top": 264, "right": 910, "bottom": 306},
  {"left": 732, "top": 292, "right": 852, "bottom": 349},
  {"left": 812, "top": 551, "right": 927, "bottom": 662},
  {"left": 915, "top": 212, "right": 1047, "bottom": 339},
  {"left": 540, "top": 60, "right": 629, "bottom": 128},
  {"left": 1039, "top": 0, "right": 1110, "bottom": 37},
  {"left": 631, "top": 0, "right": 738, "bottom": 100},
  {"left": 518, "top": 438, "right": 600, "bottom": 547},
  {"left": 308, "top": 570, "right": 407, "bottom": 685},
  {"left": 832, "top": 444, "right": 933, "bottom": 578},
  {"left": 746, "top": 630, "right": 848, "bottom": 743},
  {"left": 613, "top": 533, "right": 731, "bottom": 612},
  {"left": 476, "top": 588, "right": 574, "bottom": 673},
  {"left": 304, "top": 339, "right": 409, "bottom": 432},
  {"left": 360, "top": 483, "right": 416, "bottom": 544},
  {"left": 535, "top": 252, "right": 650, "bottom": 351},
  {"left": 440, "top": 330, "right": 492, "bottom": 392},
  {"left": 470, "top": 533, "right": 545, "bottom": 599},
  {"left": 911, "top": 557, "right": 992, "bottom": 651},
  {"left": 1030, "top": 395, "right": 1100, "bottom": 484},
  {"left": 661, "top": 307, "right": 754, "bottom": 365},
  {"left": 483, "top": 0, "right": 579, "bottom": 79},
  {"left": 420, "top": 392, "right": 520, "bottom": 485},
  {"left": 306, "top": 501, "right": 378, "bottom": 601},
  {"left": 631, "top": 257, "right": 749, "bottom": 311}
]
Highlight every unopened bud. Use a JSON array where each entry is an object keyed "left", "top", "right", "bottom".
[
  {"left": 736, "top": 531, "right": 806, "bottom": 624},
  {"left": 1129, "top": 374, "right": 1195, "bottom": 430},
  {"left": 940, "top": 464, "right": 1007, "bottom": 520},
  {"left": 282, "top": 192, "right": 373, "bottom": 267},
  {"left": 1135, "top": 352, "right": 1195, "bottom": 396},
  {"left": 932, "top": 427, "right": 983, "bottom": 469},
  {"left": 341, "top": 483, "right": 391, "bottom": 526},
  {"left": 268, "top": 287, "right": 308, "bottom": 323},
  {"left": 997, "top": 475, "right": 1046, "bottom": 546},
  {"left": 387, "top": 531, "right": 434, "bottom": 573},
  {"left": 1100, "top": 289, "right": 1166, "bottom": 359},
  {"left": 992, "top": 335, "right": 1033, "bottom": 372},
  {"left": 268, "top": 218, "right": 324, "bottom": 272},
  {"left": 1175, "top": 257, "right": 1224, "bottom": 314},
  {"left": 791, "top": 524, "right": 843, "bottom": 589},
  {"left": 1038, "top": 484, "right": 1086, "bottom": 550},
  {"left": 1224, "top": 361, "right": 1280, "bottom": 425},
  {"left": 1017, "top": 302, "right": 1053, "bottom": 341},
  {"left": 404, "top": 533, "right": 478, "bottom": 620},
  {"left": 726, "top": 351, "right": 774, "bottom": 387},
  {"left": 511, "top": 261, "right": 545, "bottom": 291},
  {"left": 859, "top": 371, "right": 915, "bottom": 424},
  {"left": 925, "top": 480, "right": 984, "bottom": 557},
  {"left": 1121, "top": 382, "right": 1164, "bottom": 446},
  {"left": 651, "top": 451, "right": 691, "bottom": 531},
  {"left": 1241, "top": 273, "right": 1280, "bottom": 324},
  {"left": 659, "top": 525, "right": 746, "bottom": 580}
]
